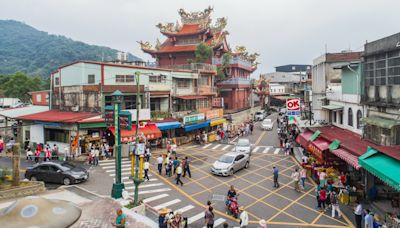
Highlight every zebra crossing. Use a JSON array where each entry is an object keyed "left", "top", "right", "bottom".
[
  {"left": 187, "top": 143, "right": 283, "bottom": 155},
  {"left": 98, "top": 158, "right": 227, "bottom": 226}
]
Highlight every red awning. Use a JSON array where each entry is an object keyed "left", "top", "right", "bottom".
[
  {"left": 296, "top": 132, "right": 313, "bottom": 148},
  {"left": 331, "top": 148, "right": 361, "bottom": 170},
  {"left": 17, "top": 110, "right": 98, "bottom": 123},
  {"left": 109, "top": 124, "right": 162, "bottom": 143},
  {"left": 307, "top": 138, "right": 330, "bottom": 163},
  {"left": 176, "top": 95, "right": 207, "bottom": 100}
]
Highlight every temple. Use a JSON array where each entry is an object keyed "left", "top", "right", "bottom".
[{"left": 139, "top": 6, "right": 259, "bottom": 113}]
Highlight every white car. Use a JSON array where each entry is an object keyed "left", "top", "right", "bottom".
[
  {"left": 235, "top": 138, "right": 252, "bottom": 155},
  {"left": 261, "top": 119, "right": 273, "bottom": 130},
  {"left": 211, "top": 152, "right": 250, "bottom": 176},
  {"left": 254, "top": 111, "right": 266, "bottom": 121}
]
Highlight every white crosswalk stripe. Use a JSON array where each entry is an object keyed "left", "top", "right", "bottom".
[
  {"left": 252, "top": 146, "right": 261, "bottom": 153},
  {"left": 106, "top": 167, "right": 132, "bottom": 173},
  {"left": 110, "top": 171, "right": 131, "bottom": 176},
  {"left": 222, "top": 145, "right": 230, "bottom": 150},
  {"left": 175, "top": 205, "right": 195, "bottom": 214},
  {"left": 202, "top": 218, "right": 226, "bottom": 228},
  {"left": 211, "top": 144, "right": 221, "bottom": 150},
  {"left": 98, "top": 158, "right": 129, "bottom": 164},
  {"left": 129, "top": 188, "right": 171, "bottom": 195},
  {"left": 262, "top": 147, "right": 271, "bottom": 154},
  {"left": 188, "top": 212, "right": 205, "bottom": 224},
  {"left": 202, "top": 144, "right": 212, "bottom": 149},
  {"left": 102, "top": 164, "right": 131, "bottom": 169},
  {"left": 124, "top": 183, "right": 164, "bottom": 190},
  {"left": 153, "top": 199, "right": 181, "bottom": 210},
  {"left": 142, "top": 194, "right": 169, "bottom": 203},
  {"left": 274, "top": 148, "right": 280, "bottom": 154}
]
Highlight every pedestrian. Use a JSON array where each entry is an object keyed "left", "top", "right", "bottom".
[
  {"left": 301, "top": 154, "right": 309, "bottom": 166},
  {"left": 176, "top": 164, "right": 183, "bottom": 186},
  {"left": 354, "top": 201, "right": 363, "bottom": 228},
  {"left": 111, "top": 208, "right": 126, "bottom": 228},
  {"left": 45, "top": 147, "right": 52, "bottom": 161},
  {"left": 319, "top": 187, "right": 327, "bottom": 211},
  {"left": 300, "top": 168, "right": 307, "bottom": 189},
  {"left": 204, "top": 206, "right": 215, "bottom": 228},
  {"left": 222, "top": 222, "right": 229, "bottom": 228},
  {"left": 173, "top": 157, "right": 180, "bottom": 174},
  {"left": 144, "top": 160, "right": 150, "bottom": 181},
  {"left": 170, "top": 211, "right": 183, "bottom": 228},
  {"left": 183, "top": 156, "right": 191, "bottom": 178},
  {"left": 165, "top": 156, "right": 170, "bottom": 176},
  {"left": 319, "top": 169, "right": 327, "bottom": 187},
  {"left": 94, "top": 147, "right": 100, "bottom": 166},
  {"left": 239, "top": 206, "right": 248, "bottom": 228},
  {"left": 259, "top": 219, "right": 268, "bottom": 228},
  {"left": 249, "top": 122, "right": 254, "bottom": 135},
  {"left": 291, "top": 168, "right": 300, "bottom": 192},
  {"left": 52, "top": 144, "right": 58, "bottom": 160},
  {"left": 285, "top": 141, "right": 290, "bottom": 155},
  {"left": 0, "top": 136, "right": 4, "bottom": 154},
  {"left": 145, "top": 147, "right": 151, "bottom": 162},
  {"left": 340, "top": 172, "right": 346, "bottom": 186},
  {"left": 157, "top": 155, "right": 163, "bottom": 175},
  {"left": 158, "top": 208, "right": 170, "bottom": 228},
  {"left": 26, "top": 147, "right": 33, "bottom": 161},
  {"left": 272, "top": 166, "right": 279, "bottom": 188},
  {"left": 290, "top": 141, "right": 294, "bottom": 155},
  {"left": 315, "top": 185, "right": 321, "bottom": 209},
  {"left": 64, "top": 146, "right": 70, "bottom": 161},
  {"left": 34, "top": 147, "right": 41, "bottom": 163},
  {"left": 364, "top": 209, "right": 374, "bottom": 228},
  {"left": 167, "top": 158, "right": 173, "bottom": 177},
  {"left": 330, "top": 190, "right": 341, "bottom": 218}
]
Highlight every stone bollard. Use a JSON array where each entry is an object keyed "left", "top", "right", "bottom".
[{"left": 12, "top": 143, "right": 20, "bottom": 187}]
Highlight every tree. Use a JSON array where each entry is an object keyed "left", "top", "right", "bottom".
[
  {"left": 216, "top": 52, "right": 232, "bottom": 81},
  {"left": 195, "top": 42, "right": 213, "bottom": 63},
  {"left": 2, "top": 72, "right": 42, "bottom": 103}
]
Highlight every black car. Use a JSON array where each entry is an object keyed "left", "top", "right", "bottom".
[{"left": 25, "top": 161, "right": 89, "bottom": 185}]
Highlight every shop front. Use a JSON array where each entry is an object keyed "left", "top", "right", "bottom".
[
  {"left": 78, "top": 119, "right": 108, "bottom": 155},
  {"left": 307, "top": 138, "right": 329, "bottom": 164},
  {"left": 155, "top": 121, "right": 181, "bottom": 138},
  {"left": 295, "top": 131, "right": 314, "bottom": 149},
  {"left": 206, "top": 109, "right": 226, "bottom": 142},
  {"left": 109, "top": 123, "right": 162, "bottom": 143}
]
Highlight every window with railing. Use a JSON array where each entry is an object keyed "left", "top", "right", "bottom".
[
  {"left": 116, "top": 75, "right": 135, "bottom": 83},
  {"left": 199, "top": 76, "right": 209, "bottom": 86},
  {"left": 175, "top": 78, "right": 191, "bottom": 88},
  {"left": 149, "top": 75, "right": 166, "bottom": 83}
]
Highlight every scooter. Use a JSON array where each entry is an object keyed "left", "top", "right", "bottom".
[{"left": 226, "top": 197, "right": 239, "bottom": 218}]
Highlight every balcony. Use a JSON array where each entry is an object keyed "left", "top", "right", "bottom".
[
  {"left": 160, "top": 63, "right": 217, "bottom": 73},
  {"left": 198, "top": 86, "right": 217, "bottom": 95},
  {"left": 212, "top": 56, "right": 253, "bottom": 69}
]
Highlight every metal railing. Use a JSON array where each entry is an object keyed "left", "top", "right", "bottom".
[
  {"left": 160, "top": 63, "right": 217, "bottom": 72},
  {"left": 212, "top": 57, "right": 253, "bottom": 68}
]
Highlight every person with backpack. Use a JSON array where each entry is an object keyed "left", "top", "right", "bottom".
[
  {"left": 204, "top": 206, "right": 215, "bottom": 228},
  {"left": 330, "top": 190, "right": 341, "bottom": 218}
]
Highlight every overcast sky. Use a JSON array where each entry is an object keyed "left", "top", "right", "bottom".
[{"left": 1, "top": 0, "right": 399, "bottom": 74}]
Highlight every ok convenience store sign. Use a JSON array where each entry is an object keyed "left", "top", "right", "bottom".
[{"left": 286, "top": 98, "right": 301, "bottom": 116}]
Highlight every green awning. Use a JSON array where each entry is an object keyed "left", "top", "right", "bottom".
[
  {"left": 329, "top": 139, "right": 341, "bottom": 151},
  {"left": 358, "top": 147, "right": 400, "bottom": 191},
  {"left": 79, "top": 122, "right": 107, "bottom": 129},
  {"left": 321, "top": 104, "right": 343, "bottom": 110},
  {"left": 309, "top": 130, "right": 321, "bottom": 141},
  {"left": 288, "top": 116, "right": 295, "bottom": 125},
  {"left": 361, "top": 116, "right": 400, "bottom": 129}
]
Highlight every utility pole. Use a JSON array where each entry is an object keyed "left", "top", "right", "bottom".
[
  {"left": 132, "top": 71, "right": 143, "bottom": 206},
  {"left": 111, "top": 90, "right": 125, "bottom": 199},
  {"left": 12, "top": 143, "right": 20, "bottom": 186}
]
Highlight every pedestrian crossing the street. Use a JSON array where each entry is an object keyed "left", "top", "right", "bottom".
[
  {"left": 98, "top": 158, "right": 229, "bottom": 227},
  {"left": 187, "top": 143, "right": 283, "bottom": 155}
]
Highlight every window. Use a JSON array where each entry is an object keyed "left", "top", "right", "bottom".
[
  {"left": 115, "top": 75, "right": 135, "bottom": 83},
  {"left": 124, "top": 95, "right": 136, "bottom": 109},
  {"left": 55, "top": 77, "right": 60, "bottom": 85},
  {"left": 149, "top": 75, "right": 166, "bottom": 83},
  {"left": 37, "top": 165, "right": 49, "bottom": 171},
  {"left": 348, "top": 108, "right": 353, "bottom": 127},
  {"left": 339, "top": 110, "right": 343, "bottom": 125},
  {"left": 105, "top": 96, "right": 112, "bottom": 107},
  {"left": 88, "top": 74, "right": 95, "bottom": 84},
  {"left": 49, "top": 166, "right": 60, "bottom": 172},
  {"left": 36, "top": 94, "right": 42, "bottom": 102},
  {"left": 357, "top": 110, "right": 362, "bottom": 129},
  {"left": 176, "top": 79, "right": 190, "bottom": 88},
  {"left": 199, "top": 76, "right": 209, "bottom": 86},
  {"left": 333, "top": 111, "right": 337, "bottom": 123},
  {"left": 150, "top": 98, "right": 161, "bottom": 111},
  {"left": 235, "top": 154, "right": 244, "bottom": 161}
]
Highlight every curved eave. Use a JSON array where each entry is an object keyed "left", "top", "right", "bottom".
[{"left": 161, "top": 29, "right": 208, "bottom": 37}]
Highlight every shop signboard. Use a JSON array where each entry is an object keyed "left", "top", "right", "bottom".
[
  {"left": 104, "top": 106, "right": 132, "bottom": 130},
  {"left": 206, "top": 109, "right": 223, "bottom": 120},
  {"left": 183, "top": 113, "right": 205, "bottom": 125},
  {"left": 286, "top": 98, "right": 301, "bottom": 117},
  {"left": 307, "top": 143, "right": 323, "bottom": 162},
  {"left": 135, "top": 143, "right": 145, "bottom": 155}
]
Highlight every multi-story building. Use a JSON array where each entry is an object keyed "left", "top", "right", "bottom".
[
  {"left": 261, "top": 72, "right": 307, "bottom": 95},
  {"left": 311, "top": 52, "right": 361, "bottom": 121},
  {"left": 362, "top": 32, "right": 400, "bottom": 145},
  {"left": 139, "top": 7, "right": 258, "bottom": 113}
]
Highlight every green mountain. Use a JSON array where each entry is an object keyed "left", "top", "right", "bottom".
[{"left": 0, "top": 20, "right": 141, "bottom": 78}]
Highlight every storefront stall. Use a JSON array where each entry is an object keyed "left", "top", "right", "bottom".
[
  {"left": 109, "top": 123, "right": 162, "bottom": 143},
  {"left": 155, "top": 121, "right": 181, "bottom": 138},
  {"left": 307, "top": 138, "right": 329, "bottom": 164},
  {"left": 295, "top": 131, "right": 314, "bottom": 149}
]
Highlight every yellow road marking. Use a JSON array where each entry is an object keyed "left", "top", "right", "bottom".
[{"left": 255, "top": 130, "right": 266, "bottom": 145}]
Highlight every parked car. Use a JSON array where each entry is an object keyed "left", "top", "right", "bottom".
[
  {"left": 261, "top": 118, "right": 273, "bottom": 130},
  {"left": 211, "top": 152, "right": 250, "bottom": 176},
  {"left": 254, "top": 110, "right": 266, "bottom": 121},
  {"left": 234, "top": 138, "right": 252, "bottom": 154},
  {"left": 25, "top": 161, "right": 89, "bottom": 185}
]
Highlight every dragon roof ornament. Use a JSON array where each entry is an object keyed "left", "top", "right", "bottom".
[
  {"left": 178, "top": 6, "right": 213, "bottom": 27},
  {"left": 137, "top": 40, "right": 153, "bottom": 50},
  {"left": 211, "top": 17, "right": 227, "bottom": 33},
  {"left": 156, "top": 22, "right": 179, "bottom": 33},
  {"left": 234, "top": 46, "right": 260, "bottom": 64}
]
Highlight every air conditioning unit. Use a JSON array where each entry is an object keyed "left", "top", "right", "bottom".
[{"left": 72, "top": 105, "right": 79, "bottom": 112}]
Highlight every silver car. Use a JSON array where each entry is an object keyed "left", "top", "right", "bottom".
[
  {"left": 211, "top": 152, "right": 250, "bottom": 176},
  {"left": 235, "top": 138, "right": 252, "bottom": 155}
]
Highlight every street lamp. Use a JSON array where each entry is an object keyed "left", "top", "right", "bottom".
[{"left": 111, "top": 90, "right": 125, "bottom": 199}]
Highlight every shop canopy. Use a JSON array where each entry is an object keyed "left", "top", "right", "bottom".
[
  {"left": 109, "top": 124, "right": 162, "bottom": 142},
  {"left": 210, "top": 118, "right": 226, "bottom": 127},
  {"left": 184, "top": 120, "right": 211, "bottom": 132},
  {"left": 176, "top": 95, "right": 207, "bottom": 100},
  {"left": 0, "top": 105, "right": 49, "bottom": 118},
  {"left": 156, "top": 121, "right": 182, "bottom": 131},
  {"left": 331, "top": 148, "right": 361, "bottom": 170},
  {"left": 361, "top": 116, "right": 400, "bottom": 129},
  {"left": 295, "top": 131, "right": 313, "bottom": 148},
  {"left": 359, "top": 147, "right": 400, "bottom": 191},
  {"left": 309, "top": 130, "right": 321, "bottom": 141},
  {"left": 17, "top": 110, "right": 98, "bottom": 123},
  {"left": 321, "top": 104, "right": 344, "bottom": 111},
  {"left": 329, "top": 140, "right": 341, "bottom": 151},
  {"left": 308, "top": 138, "right": 330, "bottom": 163}
]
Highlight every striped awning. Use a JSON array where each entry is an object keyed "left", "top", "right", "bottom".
[{"left": 331, "top": 148, "right": 361, "bottom": 170}]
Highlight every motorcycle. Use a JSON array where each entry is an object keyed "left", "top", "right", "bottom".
[{"left": 226, "top": 197, "right": 239, "bottom": 218}]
